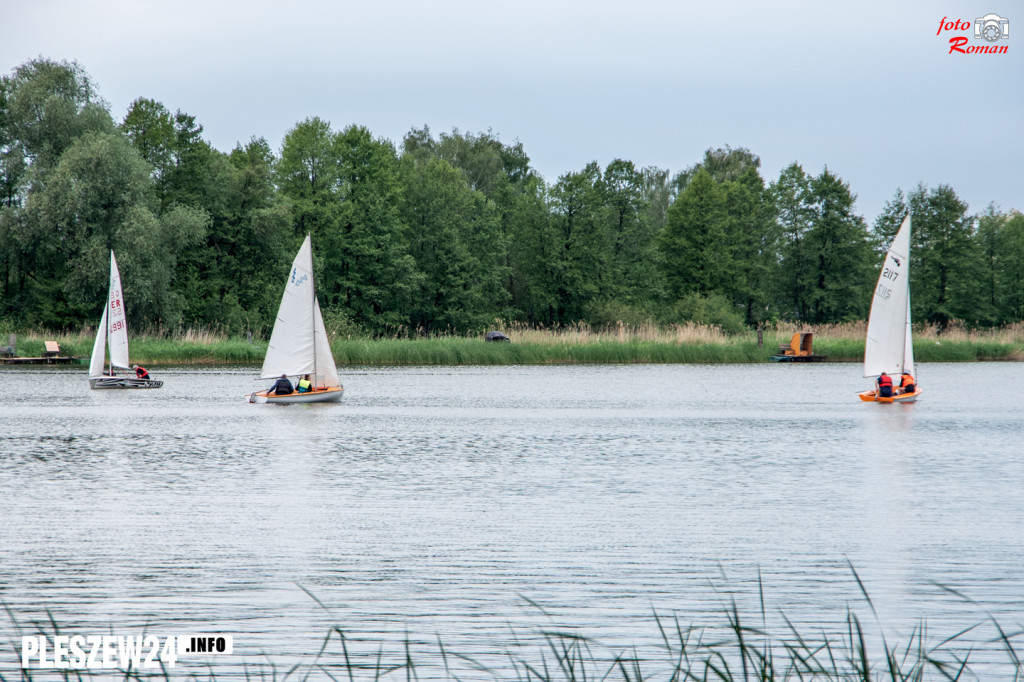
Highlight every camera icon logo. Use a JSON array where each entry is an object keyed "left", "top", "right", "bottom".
[{"left": 974, "top": 13, "right": 1010, "bottom": 42}]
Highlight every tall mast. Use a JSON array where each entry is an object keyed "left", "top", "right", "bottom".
[
  {"left": 310, "top": 234, "right": 317, "bottom": 384},
  {"left": 106, "top": 289, "right": 112, "bottom": 376}
]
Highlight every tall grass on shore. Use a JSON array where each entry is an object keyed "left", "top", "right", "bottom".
[
  {"left": 4, "top": 569, "right": 1022, "bottom": 680},
  {"left": 772, "top": 321, "right": 1024, "bottom": 363},
  {"left": 6, "top": 320, "right": 1024, "bottom": 366},
  {"left": 9, "top": 327, "right": 264, "bottom": 365}
]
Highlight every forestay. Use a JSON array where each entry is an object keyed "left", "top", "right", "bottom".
[{"left": 863, "top": 215, "right": 914, "bottom": 378}]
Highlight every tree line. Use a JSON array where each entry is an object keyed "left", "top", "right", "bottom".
[{"left": 2, "top": 58, "right": 1022, "bottom": 336}]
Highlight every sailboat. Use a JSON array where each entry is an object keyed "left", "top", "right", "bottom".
[
  {"left": 88, "top": 252, "right": 163, "bottom": 389},
  {"left": 858, "top": 215, "right": 920, "bottom": 403},
  {"left": 247, "top": 234, "right": 344, "bottom": 404}
]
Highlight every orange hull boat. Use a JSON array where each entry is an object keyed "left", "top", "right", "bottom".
[{"left": 858, "top": 389, "right": 921, "bottom": 404}]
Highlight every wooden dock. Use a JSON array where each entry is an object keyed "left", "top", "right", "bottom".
[
  {"left": 0, "top": 336, "right": 84, "bottom": 365},
  {"left": 0, "top": 356, "right": 83, "bottom": 365},
  {"left": 769, "top": 354, "right": 828, "bottom": 363}
]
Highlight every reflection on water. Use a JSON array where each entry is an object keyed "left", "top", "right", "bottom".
[{"left": 1, "top": 363, "right": 1022, "bottom": 677}]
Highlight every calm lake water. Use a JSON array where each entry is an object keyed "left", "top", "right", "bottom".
[{"left": 1, "top": 362, "right": 1022, "bottom": 678}]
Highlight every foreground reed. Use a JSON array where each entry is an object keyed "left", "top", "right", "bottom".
[
  {"left": 7, "top": 321, "right": 1024, "bottom": 365},
  {"left": 4, "top": 569, "right": 1022, "bottom": 681}
]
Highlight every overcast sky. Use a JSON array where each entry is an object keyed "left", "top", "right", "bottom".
[{"left": 4, "top": 0, "right": 1021, "bottom": 223}]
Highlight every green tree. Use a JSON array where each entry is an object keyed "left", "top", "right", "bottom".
[
  {"left": 120, "top": 97, "right": 175, "bottom": 200},
  {"left": 640, "top": 166, "right": 673, "bottom": 237},
  {"left": 974, "top": 204, "right": 1006, "bottom": 325},
  {"left": 0, "top": 76, "right": 27, "bottom": 207},
  {"left": 997, "top": 211, "right": 1024, "bottom": 321},
  {"left": 658, "top": 168, "right": 730, "bottom": 301},
  {"left": 549, "top": 163, "right": 610, "bottom": 324},
  {"left": 0, "top": 58, "right": 116, "bottom": 322},
  {"left": 908, "top": 184, "right": 976, "bottom": 327},
  {"left": 399, "top": 154, "right": 507, "bottom": 331},
  {"left": 872, "top": 189, "right": 908, "bottom": 250},
  {"left": 665, "top": 149, "right": 776, "bottom": 324},
  {"left": 24, "top": 131, "right": 206, "bottom": 327},
  {"left": 969, "top": 204, "right": 1024, "bottom": 325},
  {"left": 275, "top": 116, "right": 344, "bottom": 252},
  {"left": 403, "top": 126, "right": 539, "bottom": 317},
  {"left": 722, "top": 166, "right": 778, "bottom": 323},
  {"left": 601, "top": 159, "right": 664, "bottom": 306},
  {"left": 506, "top": 177, "right": 558, "bottom": 324},
  {"left": 174, "top": 137, "right": 292, "bottom": 332},
  {"left": 770, "top": 163, "right": 814, "bottom": 320},
  {"left": 2, "top": 58, "right": 112, "bottom": 174},
  {"left": 802, "top": 168, "right": 873, "bottom": 323},
  {"left": 326, "top": 125, "right": 419, "bottom": 332},
  {"left": 164, "top": 111, "right": 215, "bottom": 210},
  {"left": 672, "top": 145, "right": 761, "bottom": 194}
]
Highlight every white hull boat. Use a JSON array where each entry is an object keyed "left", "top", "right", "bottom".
[
  {"left": 89, "top": 252, "right": 162, "bottom": 390},
  {"left": 247, "top": 234, "right": 344, "bottom": 405}
]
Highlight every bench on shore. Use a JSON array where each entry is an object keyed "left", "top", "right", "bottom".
[{"left": 44, "top": 341, "right": 61, "bottom": 357}]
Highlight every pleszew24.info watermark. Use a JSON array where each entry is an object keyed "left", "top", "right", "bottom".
[
  {"left": 21, "top": 634, "right": 233, "bottom": 670},
  {"left": 938, "top": 13, "right": 1010, "bottom": 53}
]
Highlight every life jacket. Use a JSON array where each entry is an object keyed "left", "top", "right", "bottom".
[
  {"left": 297, "top": 378, "right": 312, "bottom": 393},
  {"left": 135, "top": 367, "right": 149, "bottom": 379},
  {"left": 900, "top": 373, "right": 915, "bottom": 389},
  {"left": 877, "top": 374, "right": 892, "bottom": 388}
]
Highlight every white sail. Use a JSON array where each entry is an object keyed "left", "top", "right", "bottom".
[
  {"left": 864, "top": 215, "right": 913, "bottom": 378},
  {"left": 261, "top": 234, "right": 322, "bottom": 380},
  {"left": 89, "top": 307, "right": 108, "bottom": 378},
  {"left": 107, "top": 252, "right": 131, "bottom": 370},
  {"left": 313, "top": 297, "right": 341, "bottom": 388}
]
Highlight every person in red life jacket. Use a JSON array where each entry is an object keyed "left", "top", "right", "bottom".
[
  {"left": 876, "top": 371, "right": 893, "bottom": 398},
  {"left": 898, "top": 372, "right": 915, "bottom": 394},
  {"left": 132, "top": 364, "right": 150, "bottom": 380}
]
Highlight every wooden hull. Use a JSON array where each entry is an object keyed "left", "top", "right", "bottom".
[
  {"left": 89, "top": 376, "right": 163, "bottom": 389},
  {"left": 248, "top": 386, "right": 344, "bottom": 404},
  {"left": 858, "top": 389, "right": 921, "bottom": 403}
]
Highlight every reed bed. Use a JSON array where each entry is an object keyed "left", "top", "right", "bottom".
[
  {"left": 4, "top": 570, "right": 1022, "bottom": 681},
  {"left": 9, "top": 328, "right": 264, "bottom": 365},
  {"left": 6, "top": 321, "right": 1023, "bottom": 365}
]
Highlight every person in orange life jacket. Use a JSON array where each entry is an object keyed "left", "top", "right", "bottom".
[
  {"left": 898, "top": 372, "right": 915, "bottom": 394},
  {"left": 270, "top": 374, "right": 293, "bottom": 395},
  {"left": 297, "top": 374, "right": 312, "bottom": 393},
  {"left": 876, "top": 371, "right": 893, "bottom": 398},
  {"left": 132, "top": 364, "right": 150, "bottom": 379}
]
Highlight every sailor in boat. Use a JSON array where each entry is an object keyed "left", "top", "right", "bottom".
[
  {"left": 297, "top": 374, "right": 312, "bottom": 393},
  {"left": 132, "top": 364, "right": 151, "bottom": 380},
  {"left": 876, "top": 372, "right": 894, "bottom": 398},
  {"left": 270, "top": 374, "right": 294, "bottom": 396},
  {"left": 897, "top": 372, "right": 915, "bottom": 395}
]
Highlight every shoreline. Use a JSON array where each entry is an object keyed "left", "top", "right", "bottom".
[{"left": 4, "top": 333, "right": 1021, "bottom": 367}]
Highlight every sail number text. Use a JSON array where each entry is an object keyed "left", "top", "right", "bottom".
[
  {"left": 876, "top": 284, "right": 892, "bottom": 300},
  {"left": 881, "top": 267, "right": 899, "bottom": 282}
]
